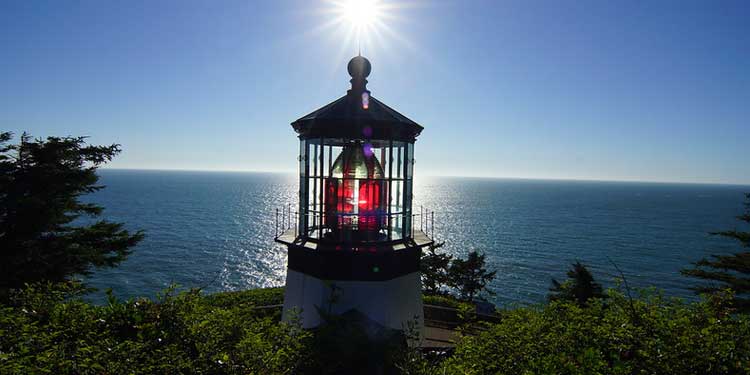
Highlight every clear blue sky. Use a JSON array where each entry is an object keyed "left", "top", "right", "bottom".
[{"left": 2, "top": 1, "right": 748, "bottom": 184}]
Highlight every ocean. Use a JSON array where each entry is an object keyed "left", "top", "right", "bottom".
[{"left": 84, "top": 169, "right": 749, "bottom": 307}]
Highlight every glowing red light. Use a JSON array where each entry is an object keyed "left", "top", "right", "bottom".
[{"left": 324, "top": 142, "right": 386, "bottom": 238}]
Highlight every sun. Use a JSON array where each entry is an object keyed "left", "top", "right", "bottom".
[
  {"left": 336, "top": 0, "right": 383, "bottom": 30},
  {"left": 312, "top": 0, "right": 418, "bottom": 69}
]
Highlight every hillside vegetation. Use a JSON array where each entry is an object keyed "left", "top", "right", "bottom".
[{"left": 2, "top": 283, "right": 749, "bottom": 374}]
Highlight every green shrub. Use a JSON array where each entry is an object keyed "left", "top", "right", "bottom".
[
  {"left": 0, "top": 283, "right": 306, "bottom": 374},
  {"left": 3, "top": 283, "right": 749, "bottom": 374},
  {"left": 440, "top": 288, "right": 750, "bottom": 375},
  {"left": 203, "top": 286, "right": 285, "bottom": 309},
  {"left": 423, "top": 294, "right": 472, "bottom": 310}
]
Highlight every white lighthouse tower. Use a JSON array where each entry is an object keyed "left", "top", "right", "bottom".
[{"left": 275, "top": 55, "right": 433, "bottom": 332}]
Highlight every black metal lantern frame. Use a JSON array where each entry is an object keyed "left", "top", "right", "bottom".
[{"left": 298, "top": 137, "right": 414, "bottom": 244}]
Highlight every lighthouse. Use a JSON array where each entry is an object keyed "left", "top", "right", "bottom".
[{"left": 276, "top": 55, "right": 433, "bottom": 331}]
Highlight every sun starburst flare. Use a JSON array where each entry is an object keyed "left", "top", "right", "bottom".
[
  {"left": 296, "top": 0, "right": 426, "bottom": 80},
  {"left": 338, "top": 0, "right": 383, "bottom": 29}
]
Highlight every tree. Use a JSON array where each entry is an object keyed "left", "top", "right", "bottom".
[
  {"left": 548, "top": 261, "right": 605, "bottom": 306},
  {"left": 682, "top": 193, "right": 750, "bottom": 312},
  {"left": 448, "top": 251, "right": 496, "bottom": 301},
  {"left": 420, "top": 241, "right": 452, "bottom": 295},
  {"left": 0, "top": 132, "right": 143, "bottom": 296}
]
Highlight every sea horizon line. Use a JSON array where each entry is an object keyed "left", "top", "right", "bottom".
[{"left": 99, "top": 167, "right": 750, "bottom": 188}]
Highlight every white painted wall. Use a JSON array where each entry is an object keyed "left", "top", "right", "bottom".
[{"left": 283, "top": 269, "right": 423, "bottom": 334}]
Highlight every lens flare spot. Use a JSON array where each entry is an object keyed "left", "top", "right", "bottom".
[{"left": 363, "top": 142, "right": 374, "bottom": 157}]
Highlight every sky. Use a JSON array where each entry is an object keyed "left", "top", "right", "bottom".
[{"left": 1, "top": 0, "right": 749, "bottom": 184}]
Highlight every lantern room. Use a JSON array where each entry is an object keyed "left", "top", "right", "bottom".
[{"left": 290, "top": 55, "right": 422, "bottom": 248}]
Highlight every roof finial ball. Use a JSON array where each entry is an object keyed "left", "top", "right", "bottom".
[
  {"left": 348, "top": 55, "right": 371, "bottom": 78},
  {"left": 347, "top": 55, "right": 371, "bottom": 94}
]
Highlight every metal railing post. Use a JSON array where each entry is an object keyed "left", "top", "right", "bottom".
[
  {"left": 420, "top": 205, "right": 423, "bottom": 231},
  {"left": 431, "top": 210, "right": 435, "bottom": 239},
  {"left": 412, "top": 214, "right": 415, "bottom": 237}
]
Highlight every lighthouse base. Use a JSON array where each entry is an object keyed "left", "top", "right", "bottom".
[{"left": 282, "top": 269, "right": 423, "bottom": 333}]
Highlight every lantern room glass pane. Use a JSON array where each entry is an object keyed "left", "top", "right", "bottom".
[
  {"left": 304, "top": 138, "right": 328, "bottom": 239},
  {"left": 406, "top": 143, "right": 414, "bottom": 181},
  {"left": 298, "top": 139, "right": 309, "bottom": 236},
  {"left": 402, "top": 143, "right": 414, "bottom": 238}
]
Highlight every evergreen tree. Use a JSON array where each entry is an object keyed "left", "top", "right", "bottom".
[
  {"left": 448, "top": 251, "right": 496, "bottom": 301},
  {"left": 682, "top": 193, "right": 750, "bottom": 312},
  {"left": 0, "top": 132, "right": 143, "bottom": 296},
  {"left": 548, "top": 261, "right": 605, "bottom": 306},
  {"left": 420, "top": 241, "right": 452, "bottom": 295}
]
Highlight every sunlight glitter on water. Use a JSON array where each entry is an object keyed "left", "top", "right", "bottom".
[{"left": 85, "top": 170, "right": 748, "bottom": 307}]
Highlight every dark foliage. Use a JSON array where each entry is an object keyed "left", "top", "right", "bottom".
[
  {"left": 305, "top": 309, "right": 415, "bottom": 374},
  {"left": 444, "top": 288, "right": 750, "bottom": 374},
  {"left": 448, "top": 251, "right": 497, "bottom": 301},
  {"left": 682, "top": 193, "right": 750, "bottom": 312},
  {"left": 422, "top": 294, "right": 471, "bottom": 310},
  {"left": 420, "top": 241, "right": 452, "bottom": 295},
  {"left": 3, "top": 284, "right": 748, "bottom": 374},
  {"left": 203, "top": 286, "right": 285, "bottom": 308},
  {"left": 0, "top": 132, "right": 143, "bottom": 296},
  {"left": 422, "top": 243, "right": 497, "bottom": 302},
  {"left": 549, "top": 261, "right": 606, "bottom": 306},
  {"left": 0, "top": 283, "right": 309, "bottom": 374}
]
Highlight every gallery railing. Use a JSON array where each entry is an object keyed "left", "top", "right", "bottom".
[
  {"left": 274, "top": 203, "right": 436, "bottom": 242},
  {"left": 275, "top": 203, "right": 298, "bottom": 239}
]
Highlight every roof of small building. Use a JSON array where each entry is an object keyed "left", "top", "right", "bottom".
[{"left": 291, "top": 56, "right": 424, "bottom": 142}]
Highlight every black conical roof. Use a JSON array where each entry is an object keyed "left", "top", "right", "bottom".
[{"left": 291, "top": 56, "right": 424, "bottom": 142}]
